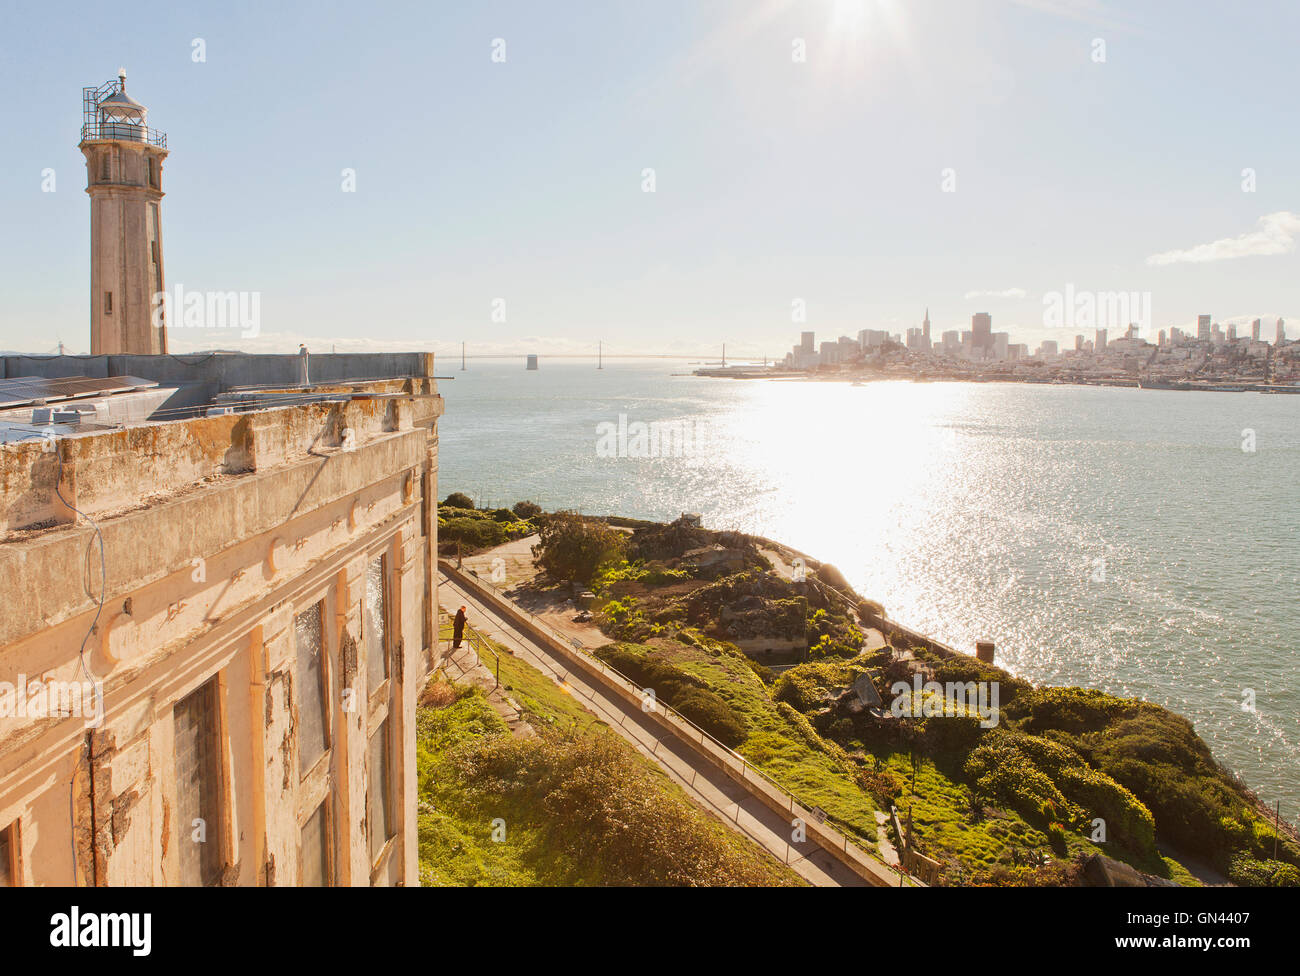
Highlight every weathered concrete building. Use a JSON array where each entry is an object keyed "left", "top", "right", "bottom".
[{"left": 0, "top": 351, "right": 442, "bottom": 885}]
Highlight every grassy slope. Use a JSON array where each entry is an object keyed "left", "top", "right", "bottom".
[
  {"left": 874, "top": 748, "right": 1200, "bottom": 884},
  {"left": 507, "top": 522, "right": 1292, "bottom": 884},
  {"left": 597, "top": 631, "right": 1206, "bottom": 885},
  {"left": 597, "top": 636, "right": 882, "bottom": 850},
  {"left": 417, "top": 631, "right": 803, "bottom": 886}
]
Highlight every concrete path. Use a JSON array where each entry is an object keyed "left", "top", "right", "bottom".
[
  {"left": 437, "top": 570, "right": 877, "bottom": 887},
  {"left": 458, "top": 535, "right": 611, "bottom": 651},
  {"left": 874, "top": 810, "right": 900, "bottom": 867},
  {"left": 460, "top": 534, "right": 540, "bottom": 587},
  {"left": 436, "top": 641, "right": 534, "bottom": 738}
]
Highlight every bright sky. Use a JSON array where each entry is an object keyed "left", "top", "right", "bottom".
[{"left": 2, "top": 0, "right": 1297, "bottom": 357}]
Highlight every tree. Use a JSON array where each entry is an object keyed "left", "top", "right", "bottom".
[
  {"left": 512, "top": 500, "right": 542, "bottom": 519},
  {"left": 532, "top": 511, "right": 626, "bottom": 584},
  {"left": 443, "top": 491, "right": 475, "bottom": 510}
]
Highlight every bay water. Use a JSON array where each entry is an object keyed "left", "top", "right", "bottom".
[{"left": 437, "top": 359, "right": 1299, "bottom": 814}]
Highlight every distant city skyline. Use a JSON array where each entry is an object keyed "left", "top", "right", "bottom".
[
  {"left": 3, "top": 0, "right": 1298, "bottom": 357},
  {"left": 787, "top": 307, "right": 1288, "bottom": 358}
]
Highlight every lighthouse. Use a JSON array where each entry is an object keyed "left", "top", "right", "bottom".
[{"left": 80, "top": 70, "right": 169, "bottom": 354}]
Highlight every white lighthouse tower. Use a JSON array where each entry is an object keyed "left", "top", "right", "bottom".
[{"left": 79, "top": 70, "right": 169, "bottom": 355}]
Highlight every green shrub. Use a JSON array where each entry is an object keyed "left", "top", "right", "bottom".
[
  {"left": 965, "top": 730, "right": 1155, "bottom": 856},
  {"left": 592, "top": 559, "right": 647, "bottom": 594},
  {"left": 440, "top": 517, "right": 507, "bottom": 550},
  {"left": 443, "top": 491, "right": 475, "bottom": 509},
  {"left": 1227, "top": 854, "right": 1300, "bottom": 887},
  {"left": 532, "top": 511, "right": 627, "bottom": 584},
  {"left": 1003, "top": 690, "right": 1298, "bottom": 869},
  {"left": 443, "top": 726, "right": 793, "bottom": 885},
  {"left": 775, "top": 702, "right": 850, "bottom": 764},
  {"left": 928, "top": 656, "right": 1032, "bottom": 705},
  {"left": 440, "top": 505, "right": 492, "bottom": 520},
  {"left": 1275, "top": 864, "right": 1300, "bottom": 886},
  {"left": 1004, "top": 686, "right": 1155, "bottom": 737},
  {"left": 772, "top": 659, "right": 867, "bottom": 712},
  {"left": 512, "top": 500, "right": 542, "bottom": 519},
  {"left": 919, "top": 712, "right": 985, "bottom": 754},
  {"left": 595, "top": 643, "right": 747, "bottom": 747},
  {"left": 857, "top": 767, "right": 904, "bottom": 807},
  {"left": 670, "top": 686, "right": 747, "bottom": 747},
  {"left": 966, "top": 734, "right": 1077, "bottom": 824}
]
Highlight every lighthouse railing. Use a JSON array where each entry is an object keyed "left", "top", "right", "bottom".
[{"left": 80, "top": 122, "right": 168, "bottom": 148}]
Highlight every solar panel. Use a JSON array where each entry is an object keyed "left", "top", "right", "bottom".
[{"left": 0, "top": 375, "right": 159, "bottom": 408}]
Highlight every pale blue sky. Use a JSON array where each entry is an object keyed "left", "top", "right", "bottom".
[{"left": 2, "top": 0, "right": 1297, "bottom": 357}]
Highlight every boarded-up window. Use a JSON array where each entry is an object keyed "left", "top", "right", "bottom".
[
  {"left": 300, "top": 802, "right": 331, "bottom": 887},
  {"left": 0, "top": 822, "right": 15, "bottom": 886},
  {"left": 104, "top": 291, "right": 112, "bottom": 314},
  {"left": 364, "top": 554, "right": 389, "bottom": 693},
  {"left": 174, "top": 678, "right": 222, "bottom": 886},
  {"left": 99, "top": 153, "right": 110, "bottom": 181},
  {"left": 296, "top": 602, "right": 328, "bottom": 776},
  {"left": 367, "top": 721, "right": 392, "bottom": 864}
]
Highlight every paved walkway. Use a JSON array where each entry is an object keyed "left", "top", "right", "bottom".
[
  {"left": 438, "top": 570, "right": 882, "bottom": 887},
  {"left": 436, "top": 641, "right": 534, "bottom": 738},
  {"left": 458, "top": 535, "right": 610, "bottom": 650},
  {"left": 874, "top": 810, "right": 900, "bottom": 867}
]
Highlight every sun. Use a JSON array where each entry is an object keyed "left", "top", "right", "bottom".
[
  {"left": 815, "top": 0, "right": 910, "bottom": 82},
  {"left": 831, "top": 0, "right": 870, "bottom": 34},
  {"left": 831, "top": 0, "right": 903, "bottom": 35}
]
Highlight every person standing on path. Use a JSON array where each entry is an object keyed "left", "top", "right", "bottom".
[{"left": 452, "top": 606, "right": 467, "bottom": 649}]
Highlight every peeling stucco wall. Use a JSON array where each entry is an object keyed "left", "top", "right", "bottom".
[{"left": 0, "top": 382, "right": 441, "bottom": 886}]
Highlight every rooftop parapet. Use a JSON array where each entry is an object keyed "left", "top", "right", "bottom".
[
  {"left": 2, "top": 351, "right": 437, "bottom": 411},
  {"left": 0, "top": 352, "right": 442, "bottom": 536}
]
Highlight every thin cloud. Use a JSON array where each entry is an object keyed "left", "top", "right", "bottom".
[
  {"left": 963, "top": 288, "right": 1027, "bottom": 300},
  {"left": 1146, "top": 212, "right": 1300, "bottom": 266}
]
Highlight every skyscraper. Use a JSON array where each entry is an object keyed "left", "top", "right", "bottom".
[
  {"left": 971, "top": 312, "right": 992, "bottom": 357},
  {"left": 1095, "top": 328, "right": 1108, "bottom": 352},
  {"left": 1251, "top": 318, "right": 1262, "bottom": 341},
  {"left": 1197, "top": 315, "right": 1211, "bottom": 341},
  {"left": 1277, "top": 319, "right": 1287, "bottom": 345}
]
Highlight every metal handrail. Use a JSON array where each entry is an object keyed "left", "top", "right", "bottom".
[
  {"left": 80, "top": 122, "right": 168, "bottom": 148},
  {"left": 440, "top": 609, "right": 499, "bottom": 690},
  {"left": 449, "top": 562, "right": 911, "bottom": 881}
]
